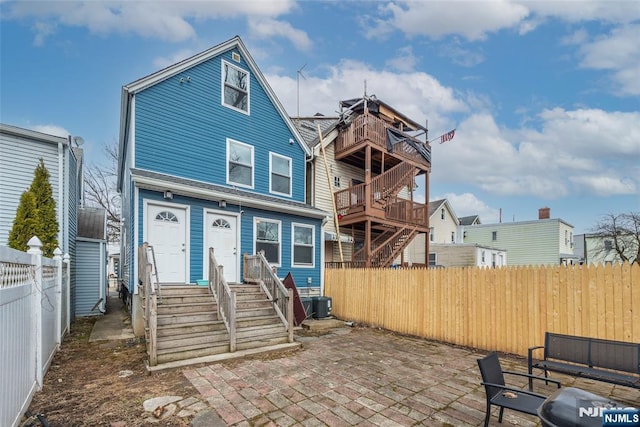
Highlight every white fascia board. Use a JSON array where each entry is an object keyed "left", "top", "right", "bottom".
[
  {"left": 132, "top": 174, "right": 327, "bottom": 219},
  {"left": 0, "top": 123, "right": 68, "bottom": 145}
]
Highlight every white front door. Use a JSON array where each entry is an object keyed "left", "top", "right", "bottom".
[
  {"left": 147, "top": 203, "right": 187, "bottom": 284},
  {"left": 205, "top": 212, "right": 238, "bottom": 283}
]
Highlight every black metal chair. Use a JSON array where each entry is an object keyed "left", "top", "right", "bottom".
[{"left": 477, "top": 352, "right": 561, "bottom": 426}]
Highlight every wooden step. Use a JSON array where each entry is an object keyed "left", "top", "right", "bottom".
[
  {"left": 160, "top": 293, "right": 215, "bottom": 304},
  {"left": 236, "top": 314, "right": 282, "bottom": 328},
  {"left": 157, "top": 301, "right": 217, "bottom": 315},
  {"left": 236, "top": 307, "right": 276, "bottom": 318},
  {"left": 157, "top": 329, "right": 229, "bottom": 351},
  {"left": 236, "top": 324, "right": 287, "bottom": 341},
  {"left": 157, "top": 311, "right": 217, "bottom": 326},
  {"left": 157, "top": 342, "right": 231, "bottom": 364},
  {"left": 157, "top": 320, "right": 226, "bottom": 337}
]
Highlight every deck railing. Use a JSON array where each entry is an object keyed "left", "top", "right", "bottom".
[
  {"left": 335, "top": 111, "right": 431, "bottom": 168},
  {"left": 138, "top": 242, "right": 158, "bottom": 366},
  {"left": 208, "top": 248, "right": 237, "bottom": 351},
  {"left": 243, "top": 251, "right": 294, "bottom": 342}
]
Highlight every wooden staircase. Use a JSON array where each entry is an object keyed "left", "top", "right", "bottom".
[
  {"left": 152, "top": 283, "right": 289, "bottom": 365},
  {"left": 232, "top": 282, "right": 290, "bottom": 351}
]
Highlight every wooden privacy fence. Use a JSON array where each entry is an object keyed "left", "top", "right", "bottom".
[{"left": 325, "top": 263, "right": 640, "bottom": 357}]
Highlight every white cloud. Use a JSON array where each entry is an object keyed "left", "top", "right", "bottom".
[
  {"left": 267, "top": 59, "right": 468, "bottom": 122},
  {"left": 247, "top": 17, "right": 312, "bottom": 51},
  {"left": 365, "top": 1, "right": 530, "bottom": 41},
  {"left": 30, "top": 124, "right": 70, "bottom": 138},
  {"left": 153, "top": 49, "right": 198, "bottom": 69},
  {"left": 438, "top": 192, "right": 501, "bottom": 223},
  {"left": 569, "top": 175, "right": 636, "bottom": 196},
  {"left": 575, "top": 24, "right": 640, "bottom": 96},
  {"left": 385, "top": 45, "right": 419, "bottom": 72},
  {"left": 429, "top": 106, "right": 640, "bottom": 199},
  {"left": 5, "top": 0, "right": 299, "bottom": 44}
]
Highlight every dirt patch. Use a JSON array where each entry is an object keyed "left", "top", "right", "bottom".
[{"left": 23, "top": 318, "right": 194, "bottom": 427}]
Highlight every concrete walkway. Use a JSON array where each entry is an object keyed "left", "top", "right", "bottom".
[{"left": 89, "top": 288, "right": 134, "bottom": 342}]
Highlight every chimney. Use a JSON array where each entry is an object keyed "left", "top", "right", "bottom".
[{"left": 539, "top": 207, "right": 550, "bottom": 220}]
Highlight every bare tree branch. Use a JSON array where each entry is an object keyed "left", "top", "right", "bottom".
[
  {"left": 85, "top": 140, "right": 121, "bottom": 243},
  {"left": 589, "top": 212, "right": 640, "bottom": 265}
]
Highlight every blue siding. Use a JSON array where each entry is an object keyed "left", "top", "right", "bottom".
[
  {"left": 138, "top": 189, "right": 321, "bottom": 290},
  {"left": 134, "top": 49, "right": 307, "bottom": 202}
]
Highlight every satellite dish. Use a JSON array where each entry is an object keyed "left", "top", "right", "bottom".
[{"left": 73, "top": 136, "right": 85, "bottom": 146}]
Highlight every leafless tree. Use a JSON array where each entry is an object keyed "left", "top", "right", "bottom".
[
  {"left": 85, "top": 141, "right": 121, "bottom": 243},
  {"left": 590, "top": 212, "right": 640, "bottom": 265}
]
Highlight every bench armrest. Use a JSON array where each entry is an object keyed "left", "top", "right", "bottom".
[
  {"left": 503, "top": 370, "right": 562, "bottom": 388},
  {"left": 480, "top": 382, "right": 547, "bottom": 399},
  {"left": 528, "top": 345, "right": 545, "bottom": 373}
]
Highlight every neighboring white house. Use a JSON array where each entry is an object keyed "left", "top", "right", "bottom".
[
  {"left": 0, "top": 123, "right": 87, "bottom": 318},
  {"left": 575, "top": 233, "right": 638, "bottom": 265},
  {"left": 403, "top": 200, "right": 506, "bottom": 267},
  {"left": 464, "top": 207, "right": 578, "bottom": 266}
]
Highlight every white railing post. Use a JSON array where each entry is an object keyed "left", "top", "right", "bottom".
[
  {"left": 27, "top": 236, "right": 43, "bottom": 389},
  {"left": 53, "top": 248, "right": 63, "bottom": 347},
  {"left": 63, "top": 253, "right": 70, "bottom": 332}
]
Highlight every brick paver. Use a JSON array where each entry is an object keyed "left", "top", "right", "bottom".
[{"left": 184, "top": 327, "right": 640, "bottom": 426}]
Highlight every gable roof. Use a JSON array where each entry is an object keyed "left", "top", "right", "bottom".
[
  {"left": 428, "top": 199, "right": 459, "bottom": 224},
  {"left": 459, "top": 215, "right": 481, "bottom": 226},
  {"left": 118, "top": 36, "right": 312, "bottom": 189},
  {"left": 293, "top": 116, "right": 339, "bottom": 148},
  {"left": 428, "top": 199, "right": 447, "bottom": 218}
]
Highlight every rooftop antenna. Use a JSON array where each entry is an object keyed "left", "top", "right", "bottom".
[
  {"left": 296, "top": 64, "right": 306, "bottom": 118},
  {"left": 364, "top": 79, "right": 367, "bottom": 97}
]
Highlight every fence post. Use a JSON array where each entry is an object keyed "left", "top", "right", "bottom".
[
  {"left": 53, "top": 248, "right": 62, "bottom": 347},
  {"left": 63, "top": 253, "right": 70, "bottom": 332},
  {"left": 27, "top": 236, "right": 43, "bottom": 389}
]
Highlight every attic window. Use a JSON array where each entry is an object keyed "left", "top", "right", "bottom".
[
  {"left": 232, "top": 52, "right": 241, "bottom": 62},
  {"left": 222, "top": 60, "right": 249, "bottom": 114}
]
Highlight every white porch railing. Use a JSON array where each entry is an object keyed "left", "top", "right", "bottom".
[
  {"left": 208, "top": 248, "right": 236, "bottom": 351},
  {"left": 243, "top": 251, "right": 294, "bottom": 343},
  {"left": 0, "top": 237, "right": 70, "bottom": 427},
  {"left": 138, "top": 242, "right": 159, "bottom": 366}
]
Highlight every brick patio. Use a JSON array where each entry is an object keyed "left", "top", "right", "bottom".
[{"left": 183, "top": 326, "right": 639, "bottom": 426}]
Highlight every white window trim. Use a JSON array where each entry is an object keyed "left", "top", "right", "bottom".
[
  {"left": 253, "top": 217, "right": 281, "bottom": 267},
  {"left": 269, "top": 152, "right": 292, "bottom": 197},
  {"left": 221, "top": 59, "right": 250, "bottom": 115},
  {"left": 226, "top": 138, "right": 254, "bottom": 189},
  {"left": 291, "top": 222, "right": 315, "bottom": 268}
]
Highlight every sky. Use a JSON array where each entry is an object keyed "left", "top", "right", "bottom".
[{"left": 1, "top": 0, "right": 639, "bottom": 235}]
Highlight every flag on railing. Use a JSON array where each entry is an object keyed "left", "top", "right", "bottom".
[{"left": 440, "top": 129, "right": 456, "bottom": 144}]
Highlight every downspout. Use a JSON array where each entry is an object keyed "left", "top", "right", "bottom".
[{"left": 59, "top": 140, "right": 66, "bottom": 252}]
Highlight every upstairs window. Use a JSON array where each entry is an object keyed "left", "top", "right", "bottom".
[
  {"left": 441, "top": 208, "right": 445, "bottom": 220},
  {"left": 255, "top": 218, "right": 280, "bottom": 265},
  {"left": 227, "top": 139, "right": 253, "bottom": 188},
  {"left": 451, "top": 232, "right": 455, "bottom": 243},
  {"left": 334, "top": 176, "right": 340, "bottom": 188},
  {"left": 429, "top": 227, "right": 434, "bottom": 242},
  {"left": 270, "top": 153, "right": 291, "bottom": 196},
  {"left": 492, "top": 231, "right": 497, "bottom": 241},
  {"left": 292, "top": 223, "right": 314, "bottom": 267},
  {"left": 222, "top": 61, "right": 249, "bottom": 113}
]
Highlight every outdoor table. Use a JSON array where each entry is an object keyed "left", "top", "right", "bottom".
[{"left": 538, "top": 387, "right": 624, "bottom": 427}]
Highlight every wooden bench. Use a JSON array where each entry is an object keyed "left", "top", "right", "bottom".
[{"left": 527, "top": 332, "right": 640, "bottom": 391}]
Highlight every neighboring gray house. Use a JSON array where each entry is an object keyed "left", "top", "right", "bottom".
[
  {"left": 0, "top": 123, "right": 82, "bottom": 316},
  {"left": 464, "top": 207, "right": 578, "bottom": 266},
  {"left": 575, "top": 233, "right": 638, "bottom": 265},
  {"left": 429, "top": 243, "right": 506, "bottom": 268},
  {"left": 76, "top": 207, "right": 107, "bottom": 316}
]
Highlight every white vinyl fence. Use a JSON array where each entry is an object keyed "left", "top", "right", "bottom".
[{"left": 0, "top": 237, "right": 70, "bottom": 427}]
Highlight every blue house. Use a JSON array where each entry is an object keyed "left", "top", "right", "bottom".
[{"left": 117, "top": 36, "right": 326, "bottom": 360}]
